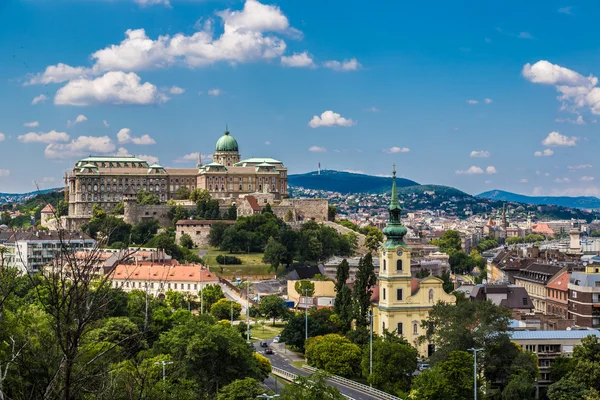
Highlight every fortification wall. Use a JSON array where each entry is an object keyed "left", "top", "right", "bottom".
[{"left": 278, "top": 199, "right": 328, "bottom": 222}]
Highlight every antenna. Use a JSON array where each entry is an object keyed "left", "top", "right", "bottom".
[{"left": 318, "top": 162, "right": 321, "bottom": 175}]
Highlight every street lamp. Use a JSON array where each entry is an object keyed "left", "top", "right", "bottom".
[
  {"left": 154, "top": 360, "right": 174, "bottom": 382},
  {"left": 246, "top": 281, "right": 251, "bottom": 343},
  {"left": 467, "top": 348, "right": 483, "bottom": 400}
]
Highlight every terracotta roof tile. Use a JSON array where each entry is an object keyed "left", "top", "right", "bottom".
[
  {"left": 112, "top": 263, "right": 218, "bottom": 283},
  {"left": 245, "top": 196, "right": 261, "bottom": 212}
]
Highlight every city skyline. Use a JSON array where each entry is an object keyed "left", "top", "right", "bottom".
[{"left": 0, "top": 0, "right": 598, "bottom": 196}]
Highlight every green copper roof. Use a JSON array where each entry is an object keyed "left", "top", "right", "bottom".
[
  {"left": 234, "top": 158, "right": 284, "bottom": 167},
  {"left": 382, "top": 164, "right": 408, "bottom": 248},
  {"left": 215, "top": 127, "right": 239, "bottom": 152}
]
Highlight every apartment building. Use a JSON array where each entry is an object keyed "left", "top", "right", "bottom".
[
  {"left": 569, "top": 265, "right": 600, "bottom": 328},
  {"left": 514, "top": 263, "right": 563, "bottom": 314}
]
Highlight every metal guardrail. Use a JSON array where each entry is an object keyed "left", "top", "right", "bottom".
[
  {"left": 271, "top": 367, "right": 354, "bottom": 400},
  {"left": 302, "top": 365, "right": 402, "bottom": 400}
]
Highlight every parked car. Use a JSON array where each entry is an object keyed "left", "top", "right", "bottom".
[
  {"left": 273, "top": 337, "right": 280, "bottom": 343},
  {"left": 259, "top": 341, "right": 268, "bottom": 348},
  {"left": 418, "top": 363, "right": 430, "bottom": 371},
  {"left": 265, "top": 348, "right": 274, "bottom": 355}
]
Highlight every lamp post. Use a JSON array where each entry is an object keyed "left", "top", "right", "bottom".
[
  {"left": 467, "top": 348, "right": 483, "bottom": 400},
  {"left": 304, "top": 289, "right": 309, "bottom": 343},
  {"left": 246, "top": 281, "right": 251, "bottom": 343},
  {"left": 154, "top": 360, "right": 174, "bottom": 382},
  {"left": 369, "top": 309, "right": 373, "bottom": 387}
]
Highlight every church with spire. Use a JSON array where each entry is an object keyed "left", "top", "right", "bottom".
[{"left": 373, "top": 165, "right": 456, "bottom": 357}]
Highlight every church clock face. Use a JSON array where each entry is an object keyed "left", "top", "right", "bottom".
[{"left": 396, "top": 250, "right": 403, "bottom": 256}]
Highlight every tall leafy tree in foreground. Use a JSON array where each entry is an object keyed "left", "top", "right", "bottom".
[
  {"left": 334, "top": 259, "right": 352, "bottom": 330},
  {"left": 353, "top": 253, "right": 376, "bottom": 327}
]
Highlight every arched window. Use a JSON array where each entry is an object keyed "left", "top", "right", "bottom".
[
  {"left": 428, "top": 289, "right": 434, "bottom": 303},
  {"left": 413, "top": 321, "right": 418, "bottom": 335},
  {"left": 396, "top": 259, "right": 403, "bottom": 272},
  {"left": 383, "top": 259, "right": 386, "bottom": 271}
]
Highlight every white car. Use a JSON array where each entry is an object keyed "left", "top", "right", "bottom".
[{"left": 272, "top": 337, "right": 280, "bottom": 343}]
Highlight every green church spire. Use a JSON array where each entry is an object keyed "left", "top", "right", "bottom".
[{"left": 382, "top": 163, "right": 407, "bottom": 248}]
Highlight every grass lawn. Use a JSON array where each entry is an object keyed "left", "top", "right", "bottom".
[
  {"left": 250, "top": 321, "right": 285, "bottom": 340},
  {"left": 200, "top": 248, "right": 273, "bottom": 276}
]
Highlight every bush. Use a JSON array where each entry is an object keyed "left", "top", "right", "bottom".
[{"left": 216, "top": 255, "right": 242, "bottom": 265}]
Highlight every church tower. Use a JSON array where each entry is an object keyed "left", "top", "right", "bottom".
[{"left": 374, "top": 165, "right": 455, "bottom": 356}]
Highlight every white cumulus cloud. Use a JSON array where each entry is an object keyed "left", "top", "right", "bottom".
[
  {"left": 534, "top": 149, "right": 554, "bottom": 157},
  {"left": 541, "top": 131, "right": 578, "bottom": 147},
  {"left": 18, "top": 130, "right": 70, "bottom": 144},
  {"left": 0, "top": 170, "right": 10, "bottom": 177},
  {"left": 208, "top": 88, "right": 224, "bottom": 96},
  {"left": 103, "top": 120, "right": 110, "bottom": 127},
  {"left": 383, "top": 147, "right": 410, "bottom": 154},
  {"left": 32, "top": 94, "right": 47, "bottom": 105},
  {"left": 265, "top": 141, "right": 271, "bottom": 145},
  {"left": 117, "top": 128, "right": 156, "bottom": 145},
  {"left": 169, "top": 86, "right": 185, "bottom": 94},
  {"left": 484, "top": 98, "right": 493, "bottom": 104},
  {"left": 308, "top": 146, "right": 327, "bottom": 152},
  {"left": 470, "top": 150, "right": 490, "bottom": 158},
  {"left": 23, "top": 121, "right": 39, "bottom": 127},
  {"left": 308, "top": 110, "right": 356, "bottom": 128},
  {"left": 55, "top": 72, "right": 164, "bottom": 106},
  {"left": 555, "top": 115, "right": 586, "bottom": 124},
  {"left": 281, "top": 52, "right": 315, "bottom": 68},
  {"left": 568, "top": 164, "right": 592, "bottom": 171},
  {"left": 485, "top": 166, "right": 497, "bottom": 174},
  {"left": 466, "top": 100, "right": 479, "bottom": 104},
  {"left": 520, "top": 179, "right": 528, "bottom": 183},
  {"left": 44, "top": 136, "right": 116, "bottom": 159},
  {"left": 456, "top": 166, "right": 484, "bottom": 175},
  {"left": 580, "top": 176, "right": 595, "bottom": 182},
  {"left": 323, "top": 58, "right": 361, "bottom": 71},
  {"left": 0, "top": 133, "right": 5, "bottom": 142},
  {"left": 554, "top": 177, "right": 571, "bottom": 183},
  {"left": 174, "top": 152, "right": 212, "bottom": 164},
  {"left": 67, "top": 114, "right": 88, "bottom": 127},
  {"left": 28, "top": 63, "right": 92, "bottom": 85},
  {"left": 134, "top": 0, "right": 170, "bottom": 6}
]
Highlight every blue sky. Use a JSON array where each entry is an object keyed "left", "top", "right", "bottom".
[{"left": 0, "top": 0, "right": 599, "bottom": 196}]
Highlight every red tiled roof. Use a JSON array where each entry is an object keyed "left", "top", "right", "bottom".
[
  {"left": 41, "top": 204, "right": 56, "bottom": 213},
  {"left": 245, "top": 195, "right": 261, "bottom": 212},
  {"left": 112, "top": 263, "right": 218, "bottom": 283},
  {"left": 547, "top": 271, "right": 570, "bottom": 291},
  {"left": 411, "top": 278, "right": 420, "bottom": 296}
]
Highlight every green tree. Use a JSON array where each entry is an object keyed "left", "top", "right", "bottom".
[
  {"left": 56, "top": 199, "right": 68, "bottom": 217},
  {"left": 334, "top": 259, "right": 352, "bottom": 330},
  {"left": 217, "top": 378, "right": 267, "bottom": 400},
  {"left": 136, "top": 190, "right": 160, "bottom": 205},
  {"left": 209, "top": 222, "right": 230, "bottom": 247},
  {"left": 111, "top": 200, "right": 124, "bottom": 215},
  {"left": 211, "top": 298, "right": 242, "bottom": 321},
  {"left": 220, "top": 227, "right": 250, "bottom": 253},
  {"left": 189, "top": 188, "right": 211, "bottom": 204},
  {"left": 502, "top": 373, "right": 536, "bottom": 400},
  {"left": 365, "top": 233, "right": 381, "bottom": 253},
  {"left": 176, "top": 186, "right": 191, "bottom": 200},
  {"left": 280, "top": 308, "right": 341, "bottom": 351},
  {"left": 180, "top": 233, "right": 194, "bottom": 249},
  {"left": 226, "top": 204, "right": 237, "bottom": 220},
  {"left": 200, "top": 284, "right": 226, "bottom": 312},
  {"left": 263, "top": 236, "right": 288, "bottom": 273},
  {"left": 430, "top": 230, "right": 462, "bottom": 254},
  {"left": 353, "top": 253, "right": 377, "bottom": 327},
  {"left": 548, "top": 377, "right": 591, "bottom": 400},
  {"left": 294, "top": 280, "right": 315, "bottom": 297},
  {"left": 328, "top": 205, "right": 337, "bottom": 222},
  {"left": 284, "top": 209, "right": 294, "bottom": 222},
  {"left": 131, "top": 218, "right": 159, "bottom": 244},
  {"left": 258, "top": 295, "right": 288, "bottom": 325},
  {"left": 280, "top": 371, "right": 345, "bottom": 400},
  {"left": 305, "top": 334, "right": 362, "bottom": 377},
  {"left": 363, "top": 337, "right": 417, "bottom": 395},
  {"left": 410, "top": 351, "right": 477, "bottom": 400},
  {"left": 167, "top": 205, "right": 189, "bottom": 225}
]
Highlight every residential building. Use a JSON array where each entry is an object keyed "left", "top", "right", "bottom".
[
  {"left": 569, "top": 265, "right": 600, "bottom": 328},
  {"left": 372, "top": 166, "right": 455, "bottom": 357},
  {"left": 514, "top": 263, "right": 563, "bottom": 314},
  {"left": 509, "top": 330, "right": 600, "bottom": 398},
  {"left": 546, "top": 271, "right": 570, "bottom": 319},
  {"left": 111, "top": 263, "right": 218, "bottom": 297},
  {"left": 6, "top": 231, "right": 96, "bottom": 273},
  {"left": 65, "top": 128, "right": 288, "bottom": 216},
  {"left": 467, "top": 284, "right": 534, "bottom": 312}
]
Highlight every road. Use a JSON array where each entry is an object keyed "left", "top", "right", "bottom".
[{"left": 253, "top": 338, "right": 382, "bottom": 400}]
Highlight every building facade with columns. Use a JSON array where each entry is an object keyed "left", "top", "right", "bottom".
[
  {"left": 372, "top": 166, "right": 456, "bottom": 357},
  {"left": 65, "top": 128, "right": 288, "bottom": 216}
]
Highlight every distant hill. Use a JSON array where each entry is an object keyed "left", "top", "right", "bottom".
[
  {"left": 398, "top": 184, "right": 469, "bottom": 197},
  {"left": 289, "top": 170, "right": 419, "bottom": 194},
  {"left": 477, "top": 190, "right": 600, "bottom": 210},
  {"left": 0, "top": 188, "right": 64, "bottom": 204}
]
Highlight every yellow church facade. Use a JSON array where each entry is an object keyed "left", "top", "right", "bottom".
[{"left": 372, "top": 166, "right": 455, "bottom": 357}]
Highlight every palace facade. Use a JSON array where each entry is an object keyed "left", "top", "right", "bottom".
[
  {"left": 65, "top": 129, "right": 288, "bottom": 216},
  {"left": 373, "top": 166, "right": 455, "bottom": 357}
]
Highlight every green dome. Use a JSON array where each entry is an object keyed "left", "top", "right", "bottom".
[{"left": 215, "top": 129, "right": 239, "bottom": 152}]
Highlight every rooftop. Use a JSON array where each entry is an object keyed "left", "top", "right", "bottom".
[{"left": 509, "top": 330, "right": 600, "bottom": 340}]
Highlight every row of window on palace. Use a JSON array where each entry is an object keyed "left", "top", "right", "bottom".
[
  {"left": 113, "top": 280, "right": 201, "bottom": 291},
  {"left": 79, "top": 193, "right": 168, "bottom": 203},
  {"left": 81, "top": 162, "right": 147, "bottom": 168},
  {"left": 208, "top": 183, "right": 284, "bottom": 192},
  {"left": 381, "top": 321, "right": 419, "bottom": 336}
]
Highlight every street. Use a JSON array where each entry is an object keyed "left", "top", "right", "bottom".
[{"left": 253, "top": 338, "right": 383, "bottom": 400}]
